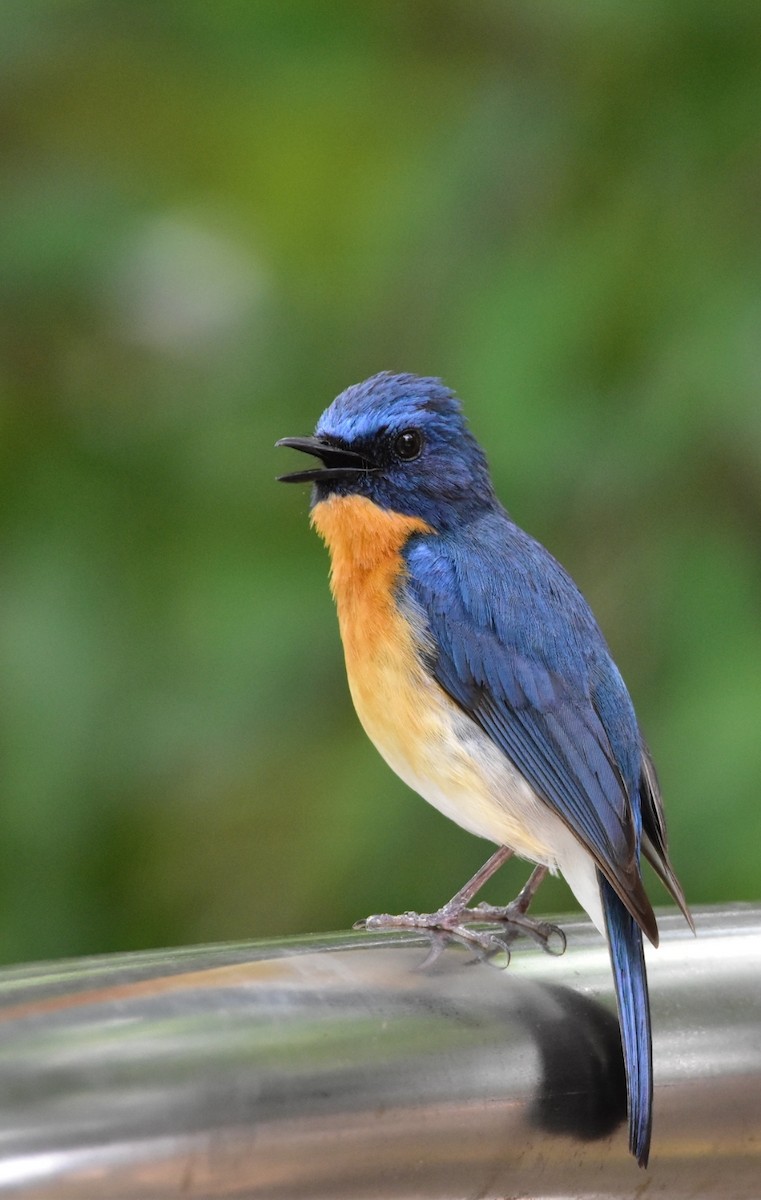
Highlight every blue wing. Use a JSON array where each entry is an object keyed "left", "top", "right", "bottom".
[{"left": 403, "top": 510, "right": 658, "bottom": 943}]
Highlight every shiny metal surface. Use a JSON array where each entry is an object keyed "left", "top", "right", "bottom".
[{"left": 0, "top": 907, "right": 758, "bottom": 1198}]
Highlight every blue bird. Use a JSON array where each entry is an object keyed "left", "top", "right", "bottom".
[{"left": 278, "top": 371, "right": 692, "bottom": 1167}]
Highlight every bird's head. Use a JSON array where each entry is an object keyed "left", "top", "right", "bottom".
[{"left": 277, "top": 372, "right": 496, "bottom": 531}]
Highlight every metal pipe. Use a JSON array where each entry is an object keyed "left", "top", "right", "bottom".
[{"left": 0, "top": 907, "right": 758, "bottom": 1198}]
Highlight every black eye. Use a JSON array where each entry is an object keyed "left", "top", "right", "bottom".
[{"left": 393, "top": 428, "right": 423, "bottom": 461}]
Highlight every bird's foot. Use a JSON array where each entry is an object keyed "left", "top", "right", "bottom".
[
  {"left": 353, "top": 855, "right": 565, "bottom": 965},
  {"left": 461, "top": 861, "right": 566, "bottom": 954},
  {"left": 354, "top": 895, "right": 565, "bottom": 963},
  {"left": 353, "top": 905, "right": 513, "bottom": 965},
  {"left": 464, "top": 901, "right": 566, "bottom": 956}
]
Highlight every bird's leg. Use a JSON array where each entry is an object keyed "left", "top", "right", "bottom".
[
  {"left": 355, "top": 846, "right": 564, "bottom": 958},
  {"left": 468, "top": 864, "right": 566, "bottom": 955},
  {"left": 434, "top": 844, "right": 516, "bottom": 916},
  {"left": 354, "top": 846, "right": 513, "bottom": 957}
]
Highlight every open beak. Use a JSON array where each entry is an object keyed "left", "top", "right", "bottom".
[{"left": 276, "top": 436, "right": 377, "bottom": 484}]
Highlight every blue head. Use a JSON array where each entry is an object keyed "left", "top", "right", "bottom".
[{"left": 277, "top": 372, "right": 496, "bottom": 531}]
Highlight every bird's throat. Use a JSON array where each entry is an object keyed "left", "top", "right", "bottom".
[
  {"left": 310, "top": 494, "right": 438, "bottom": 781},
  {"left": 310, "top": 493, "right": 433, "bottom": 682},
  {"left": 311, "top": 493, "right": 433, "bottom": 582}
]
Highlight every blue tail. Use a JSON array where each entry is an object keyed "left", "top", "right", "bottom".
[{"left": 599, "top": 873, "right": 653, "bottom": 1167}]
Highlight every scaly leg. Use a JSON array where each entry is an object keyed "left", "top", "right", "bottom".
[{"left": 354, "top": 848, "right": 565, "bottom": 959}]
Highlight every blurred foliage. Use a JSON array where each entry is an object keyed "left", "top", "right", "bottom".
[{"left": 1, "top": 0, "right": 760, "bottom": 965}]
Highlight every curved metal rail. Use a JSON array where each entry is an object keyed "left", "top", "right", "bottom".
[{"left": 0, "top": 907, "right": 758, "bottom": 1197}]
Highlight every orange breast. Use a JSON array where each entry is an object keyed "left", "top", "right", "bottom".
[
  {"left": 310, "top": 494, "right": 435, "bottom": 772},
  {"left": 311, "top": 494, "right": 561, "bottom": 861}
]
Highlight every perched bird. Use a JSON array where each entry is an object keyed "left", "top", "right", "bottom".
[{"left": 277, "top": 371, "right": 692, "bottom": 1167}]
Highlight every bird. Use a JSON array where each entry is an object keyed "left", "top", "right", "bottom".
[{"left": 277, "top": 371, "right": 692, "bottom": 1167}]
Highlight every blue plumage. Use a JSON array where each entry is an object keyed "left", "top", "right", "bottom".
[
  {"left": 313, "top": 373, "right": 495, "bottom": 527},
  {"left": 403, "top": 518, "right": 656, "bottom": 942},
  {"left": 278, "top": 371, "right": 692, "bottom": 1168},
  {"left": 601, "top": 877, "right": 653, "bottom": 1165}
]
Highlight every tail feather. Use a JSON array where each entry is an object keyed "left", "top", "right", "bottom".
[{"left": 599, "top": 871, "right": 653, "bottom": 1168}]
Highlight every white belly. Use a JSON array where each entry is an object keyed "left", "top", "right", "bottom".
[{"left": 351, "top": 662, "right": 606, "bottom": 935}]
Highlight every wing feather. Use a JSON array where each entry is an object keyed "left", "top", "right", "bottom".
[{"left": 405, "top": 522, "right": 658, "bottom": 943}]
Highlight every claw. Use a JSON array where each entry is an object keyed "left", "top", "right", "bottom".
[
  {"left": 415, "top": 934, "right": 450, "bottom": 972},
  {"left": 543, "top": 924, "right": 567, "bottom": 956},
  {"left": 481, "top": 935, "right": 511, "bottom": 969},
  {"left": 420, "top": 927, "right": 512, "bottom": 970},
  {"left": 466, "top": 902, "right": 567, "bottom": 957}
]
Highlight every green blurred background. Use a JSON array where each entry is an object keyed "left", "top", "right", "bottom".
[{"left": 1, "top": 1, "right": 760, "bottom": 966}]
